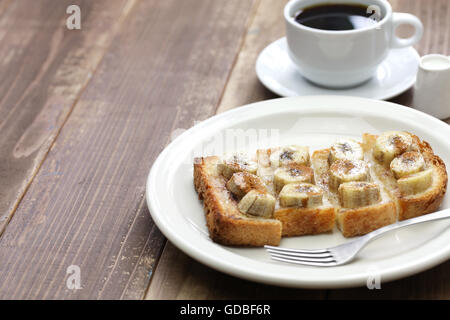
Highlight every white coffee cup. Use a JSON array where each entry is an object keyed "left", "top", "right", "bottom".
[
  {"left": 284, "top": 0, "right": 423, "bottom": 88},
  {"left": 412, "top": 54, "right": 450, "bottom": 120}
]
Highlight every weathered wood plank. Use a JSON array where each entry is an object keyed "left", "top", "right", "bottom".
[
  {"left": 146, "top": 242, "right": 325, "bottom": 300},
  {"left": 0, "top": 0, "right": 135, "bottom": 236},
  {"left": 216, "top": 0, "right": 282, "bottom": 114},
  {"left": 0, "top": 0, "right": 255, "bottom": 299}
]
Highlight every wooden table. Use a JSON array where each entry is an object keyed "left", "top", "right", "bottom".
[{"left": 0, "top": 0, "right": 448, "bottom": 300}]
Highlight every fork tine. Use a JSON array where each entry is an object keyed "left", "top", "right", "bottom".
[
  {"left": 264, "top": 245, "right": 329, "bottom": 254},
  {"left": 266, "top": 248, "right": 332, "bottom": 259},
  {"left": 270, "top": 255, "right": 338, "bottom": 267},
  {"left": 268, "top": 252, "right": 336, "bottom": 263}
]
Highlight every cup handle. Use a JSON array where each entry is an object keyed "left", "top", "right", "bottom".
[{"left": 390, "top": 13, "right": 423, "bottom": 48}]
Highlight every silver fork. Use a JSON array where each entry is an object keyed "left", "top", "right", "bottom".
[{"left": 265, "top": 208, "right": 450, "bottom": 267}]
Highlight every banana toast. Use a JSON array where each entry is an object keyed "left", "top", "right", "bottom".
[
  {"left": 194, "top": 156, "right": 282, "bottom": 246},
  {"left": 311, "top": 141, "right": 397, "bottom": 237},
  {"left": 256, "top": 146, "right": 335, "bottom": 237},
  {"left": 362, "top": 132, "right": 447, "bottom": 221},
  {"left": 193, "top": 132, "right": 447, "bottom": 246}
]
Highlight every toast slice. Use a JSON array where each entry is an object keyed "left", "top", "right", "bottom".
[
  {"left": 312, "top": 146, "right": 396, "bottom": 237},
  {"left": 256, "top": 147, "right": 335, "bottom": 237},
  {"left": 362, "top": 132, "right": 448, "bottom": 221},
  {"left": 194, "top": 156, "right": 282, "bottom": 246}
]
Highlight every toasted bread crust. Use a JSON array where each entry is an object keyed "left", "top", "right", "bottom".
[
  {"left": 194, "top": 156, "right": 281, "bottom": 246},
  {"left": 396, "top": 137, "right": 447, "bottom": 220},
  {"left": 337, "top": 202, "right": 396, "bottom": 237},
  {"left": 274, "top": 207, "right": 335, "bottom": 236},
  {"left": 363, "top": 133, "right": 448, "bottom": 221}
]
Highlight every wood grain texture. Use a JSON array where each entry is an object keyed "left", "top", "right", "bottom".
[
  {"left": 146, "top": 0, "right": 450, "bottom": 299},
  {"left": 146, "top": 242, "right": 325, "bottom": 300},
  {"left": 216, "top": 0, "right": 282, "bottom": 114},
  {"left": 0, "top": 0, "right": 255, "bottom": 299},
  {"left": 0, "top": 0, "right": 135, "bottom": 235},
  {"left": 391, "top": 0, "right": 450, "bottom": 56}
]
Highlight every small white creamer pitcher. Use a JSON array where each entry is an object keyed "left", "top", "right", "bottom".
[{"left": 412, "top": 54, "right": 450, "bottom": 120}]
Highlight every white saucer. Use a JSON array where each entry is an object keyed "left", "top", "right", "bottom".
[{"left": 256, "top": 37, "right": 420, "bottom": 100}]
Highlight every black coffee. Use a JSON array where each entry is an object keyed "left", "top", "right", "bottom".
[{"left": 294, "top": 3, "right": 378, "bottom": 31}]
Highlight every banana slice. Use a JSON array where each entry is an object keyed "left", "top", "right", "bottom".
[
  {"left": 273, "top": 164, "right": 314, "bottom": 192},
  {"left": 218, "top": 153, "right": 258, "bottom": 179},
  {"left": 279, "top": 183, "right": 323, "bottom": 208},
  {"left": 226, "top": 172, "right": 267, "bottom": 199},
  {"left": 329, "top": 159, "right": 369, "bottom": 190},
  {"left": 390, "top": 151, "right": 425, "bottom": 179},
  {"left": 373, "top": 131, "right": 413, "bottom": 166},
  {"left": 329, "top": 139, "right": 364, "bottom": 164},
  {"left": 238, "top": 190, "right": 276, "bottom": 218},
  {"left": 270, "top": 145, "right": 310, "bottom": 168},
  {"left": 338, "top": 181, "right": 381, "bottom": 209},
  {"left": 397, "top": 168, "right": 433, "bottom": 196}
]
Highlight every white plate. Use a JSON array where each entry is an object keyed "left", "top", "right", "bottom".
[
  {"left": 147, "top": 96, "right": 450, "bottom": 288},
  {"left": 256, "top": 38, "right": 420, "bottom": 100}
]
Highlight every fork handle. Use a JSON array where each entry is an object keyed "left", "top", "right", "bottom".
[{"left": 361, "top": 208, "right": 450, "bottom": 244}]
